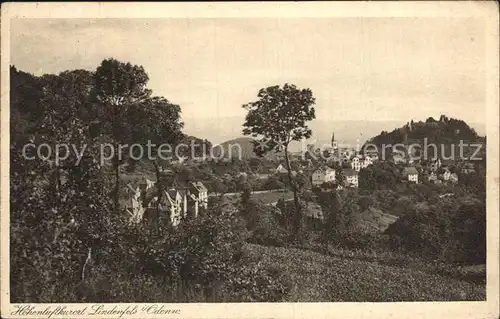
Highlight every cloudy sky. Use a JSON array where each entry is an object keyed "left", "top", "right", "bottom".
[{"left": 10, "top": 18, "right": 486, "bottom": 143}]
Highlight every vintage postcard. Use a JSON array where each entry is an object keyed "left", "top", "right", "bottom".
[{"left": 1, "top": 2, "right": 499, "bottom": 319}]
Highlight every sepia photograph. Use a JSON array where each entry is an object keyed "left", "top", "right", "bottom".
[{"left": 1, "top": 2, "right": 499, "bottom": 319}]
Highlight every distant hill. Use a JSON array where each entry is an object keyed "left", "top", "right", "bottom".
[
  {"left": 362, "top": 115, "right": 485, "bottom": 159},
  {"left": 212, "top": 137, "right": 259, "bottom": 160},
  {"left": 212, "top": 137, "right": 283, "bottom": 161}
]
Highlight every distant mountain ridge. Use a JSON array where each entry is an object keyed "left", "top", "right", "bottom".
[
  {"left": 183, "top": 116, "right": 486, "bottom": 154},
  {"left": 211, "top": 137, "right": 283, "bottom": 161}
]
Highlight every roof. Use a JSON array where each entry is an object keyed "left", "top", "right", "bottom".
[
  {"left": 191, "top": 181, "right": 208, "bottom": 193},
  {"left": 167, "top": 189, "right": 179, "bottom": 199},
  {"left": 187, "top": 193, "right": 198, "bottom": 202},
  {"left": 462, "top": 162, "right": 475, "bottom": 169},
  {"left": 162, "top": 190, "right": 177, "bottom": 206},
  {"left": 403, "top": 167, "right": 419, "bottom": 175},
  {"left": 304, "top": 203, "right": 324, "bottom": 220},
  {"left": 121, "top": 183, "right": 139, "bottom": 197},
  {"left": 276, "top": 164, "right": 289, "bottom": 173}
]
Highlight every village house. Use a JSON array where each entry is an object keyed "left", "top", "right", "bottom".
[
  {"left": 449, "top": 172, "right": 459, "bottom": 184},
  {"left": 124, "top": 177, "right": 208, "bottom": 226},
  {"left": 311, "top": 166, "right": 336, "bottom": 187},
  {"left": 274, "top": 163, "right": 298, "bottom": 177},
  {"left": 344, "top": 169, "right": 359, "bottom": 188},
  {"left": 237, "top": 172, "right": 248, "bottom": 180},
  {"left": 441, "top": 169, "right": 459, "bottom": 184},
  {"left": 160, "top": 189, "right": 184, "bottom": 226},
  {"left": 362, "top": 156, "right": 373, "bottom": 168},
  {"left": 428, "top": 171, "right": 438, "bottom": 183},
  {"left": 122, "top": 183, "right": 144, "bottom": 223},
  {"left": 189, "top": 181, "right": 208, "bottom": 211},
  {"left": 392, "top": 153, "right": 407, "bottom": 165},
  {"left": 430, "top": 159, "right": 442, "bottom": 172},
  {"left": 121, "top": 177, "right": 157, "bottom": 223},
  {"left": 274, "top": 164, "right": 289, "bottom": 175},
  {"left": 402, "top": 167, "right": 419, "bottom": 183},
  {"left": 304, "top": 202, "right": 324, "bottom": 230},
  {"left": 351, "top": 157, "right": 361, "bottom": 172},
  {"left": 460, "top": 162, "right": 476, "bottom": 174},
  {"left": 442, "top": 169, "right": 451, "bottom": 181}
]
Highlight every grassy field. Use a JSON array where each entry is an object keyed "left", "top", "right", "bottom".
[
  {"left": 242, "top": 243, "right": 485, "bottom": 302},
  {"left": 358, "top": 207, "right": 399, "bottom": 232}
]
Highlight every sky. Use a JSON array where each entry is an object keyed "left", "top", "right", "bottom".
[{"left": 10, "top": 18, "right": 487, "bottom": 144}]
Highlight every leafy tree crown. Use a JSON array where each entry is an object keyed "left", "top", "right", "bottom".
[{"left": 242, "top": 83, "right": 315, "bottom": 155}]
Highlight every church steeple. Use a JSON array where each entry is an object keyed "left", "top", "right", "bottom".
[{"left": 331, "top": 132, "right": 338, "bottom": 150}]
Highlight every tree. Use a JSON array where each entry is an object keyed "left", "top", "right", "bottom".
[
  {"left": 242, "top": 84, "right": 316, "bottom": 237},
  {"left": 317, "top": 191, "right": 343, "bottom": 252},
  {"left": 358, "top": 162, "right": 401, "bottom": 190},
  {"left": 358, "top": 195, "right": 373, "bottom": 211},
  {"left": 128, "top": 96, "right": 184, "bottom": 233},
  {"left": 10, "top": 68, "right": 123, "bottom": 302},
  {"left": 249, "top": 157, "right": 263, "bottom": 173},
  {"left": 263, "top": 175, "right": 285, "bottom": 190},
  {"left": 241, "top": 183, "right": 252, "bottom": 205},
  {"left": 335, "top": 168, "right": 346, "bottom": 187},
  {"left": 94, "top": 58, "right": 152, "bottom": 213}
]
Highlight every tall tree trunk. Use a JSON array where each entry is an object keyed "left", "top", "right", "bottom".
[
  {"left": 153, "top": 161, "right": 163, "bottom": 235},
  {"left": 284, "top": 145, "right": 301, "bottom": 238},
  {"left": 54, "top": 164, "right": 62, "bottom": 203},
  {"left": 112, "top": 103, "right": 121, "bottom": 214},
  {"left": 81, "top": 247, "right": 92, "bottom": 281},
  {"left": 113, "top": 147, "right": 120, "bottom": 214}
]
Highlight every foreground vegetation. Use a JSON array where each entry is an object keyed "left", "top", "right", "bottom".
[{"left": 243, "top": 244, "right": 485, "bottom": 301}]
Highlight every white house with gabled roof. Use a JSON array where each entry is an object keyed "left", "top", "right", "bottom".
[
  {"left": 351, "top": 157, "right": 361, "bottom": 172},
  {"left": 402, "top": 167, "right": 419, "bottom": 183},
  {"left": 344, "top": 169, "right": 359, "bottom": 188},
  {"left": 311, "top": 166, "right": 336, "bottom": 186}
]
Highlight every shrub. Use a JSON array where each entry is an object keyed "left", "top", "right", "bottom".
[
  {"left": 223, "top": 262, "right": 292, "bottom": 302},
  {"left": 336, "top": 231, "right": 391, "bottom": 252},
  {"left": 247, "top": 208, "right": 290, "bottom": 247},
  {"left": 385, "top": 201, "right": 485, "bottom": 264}
]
